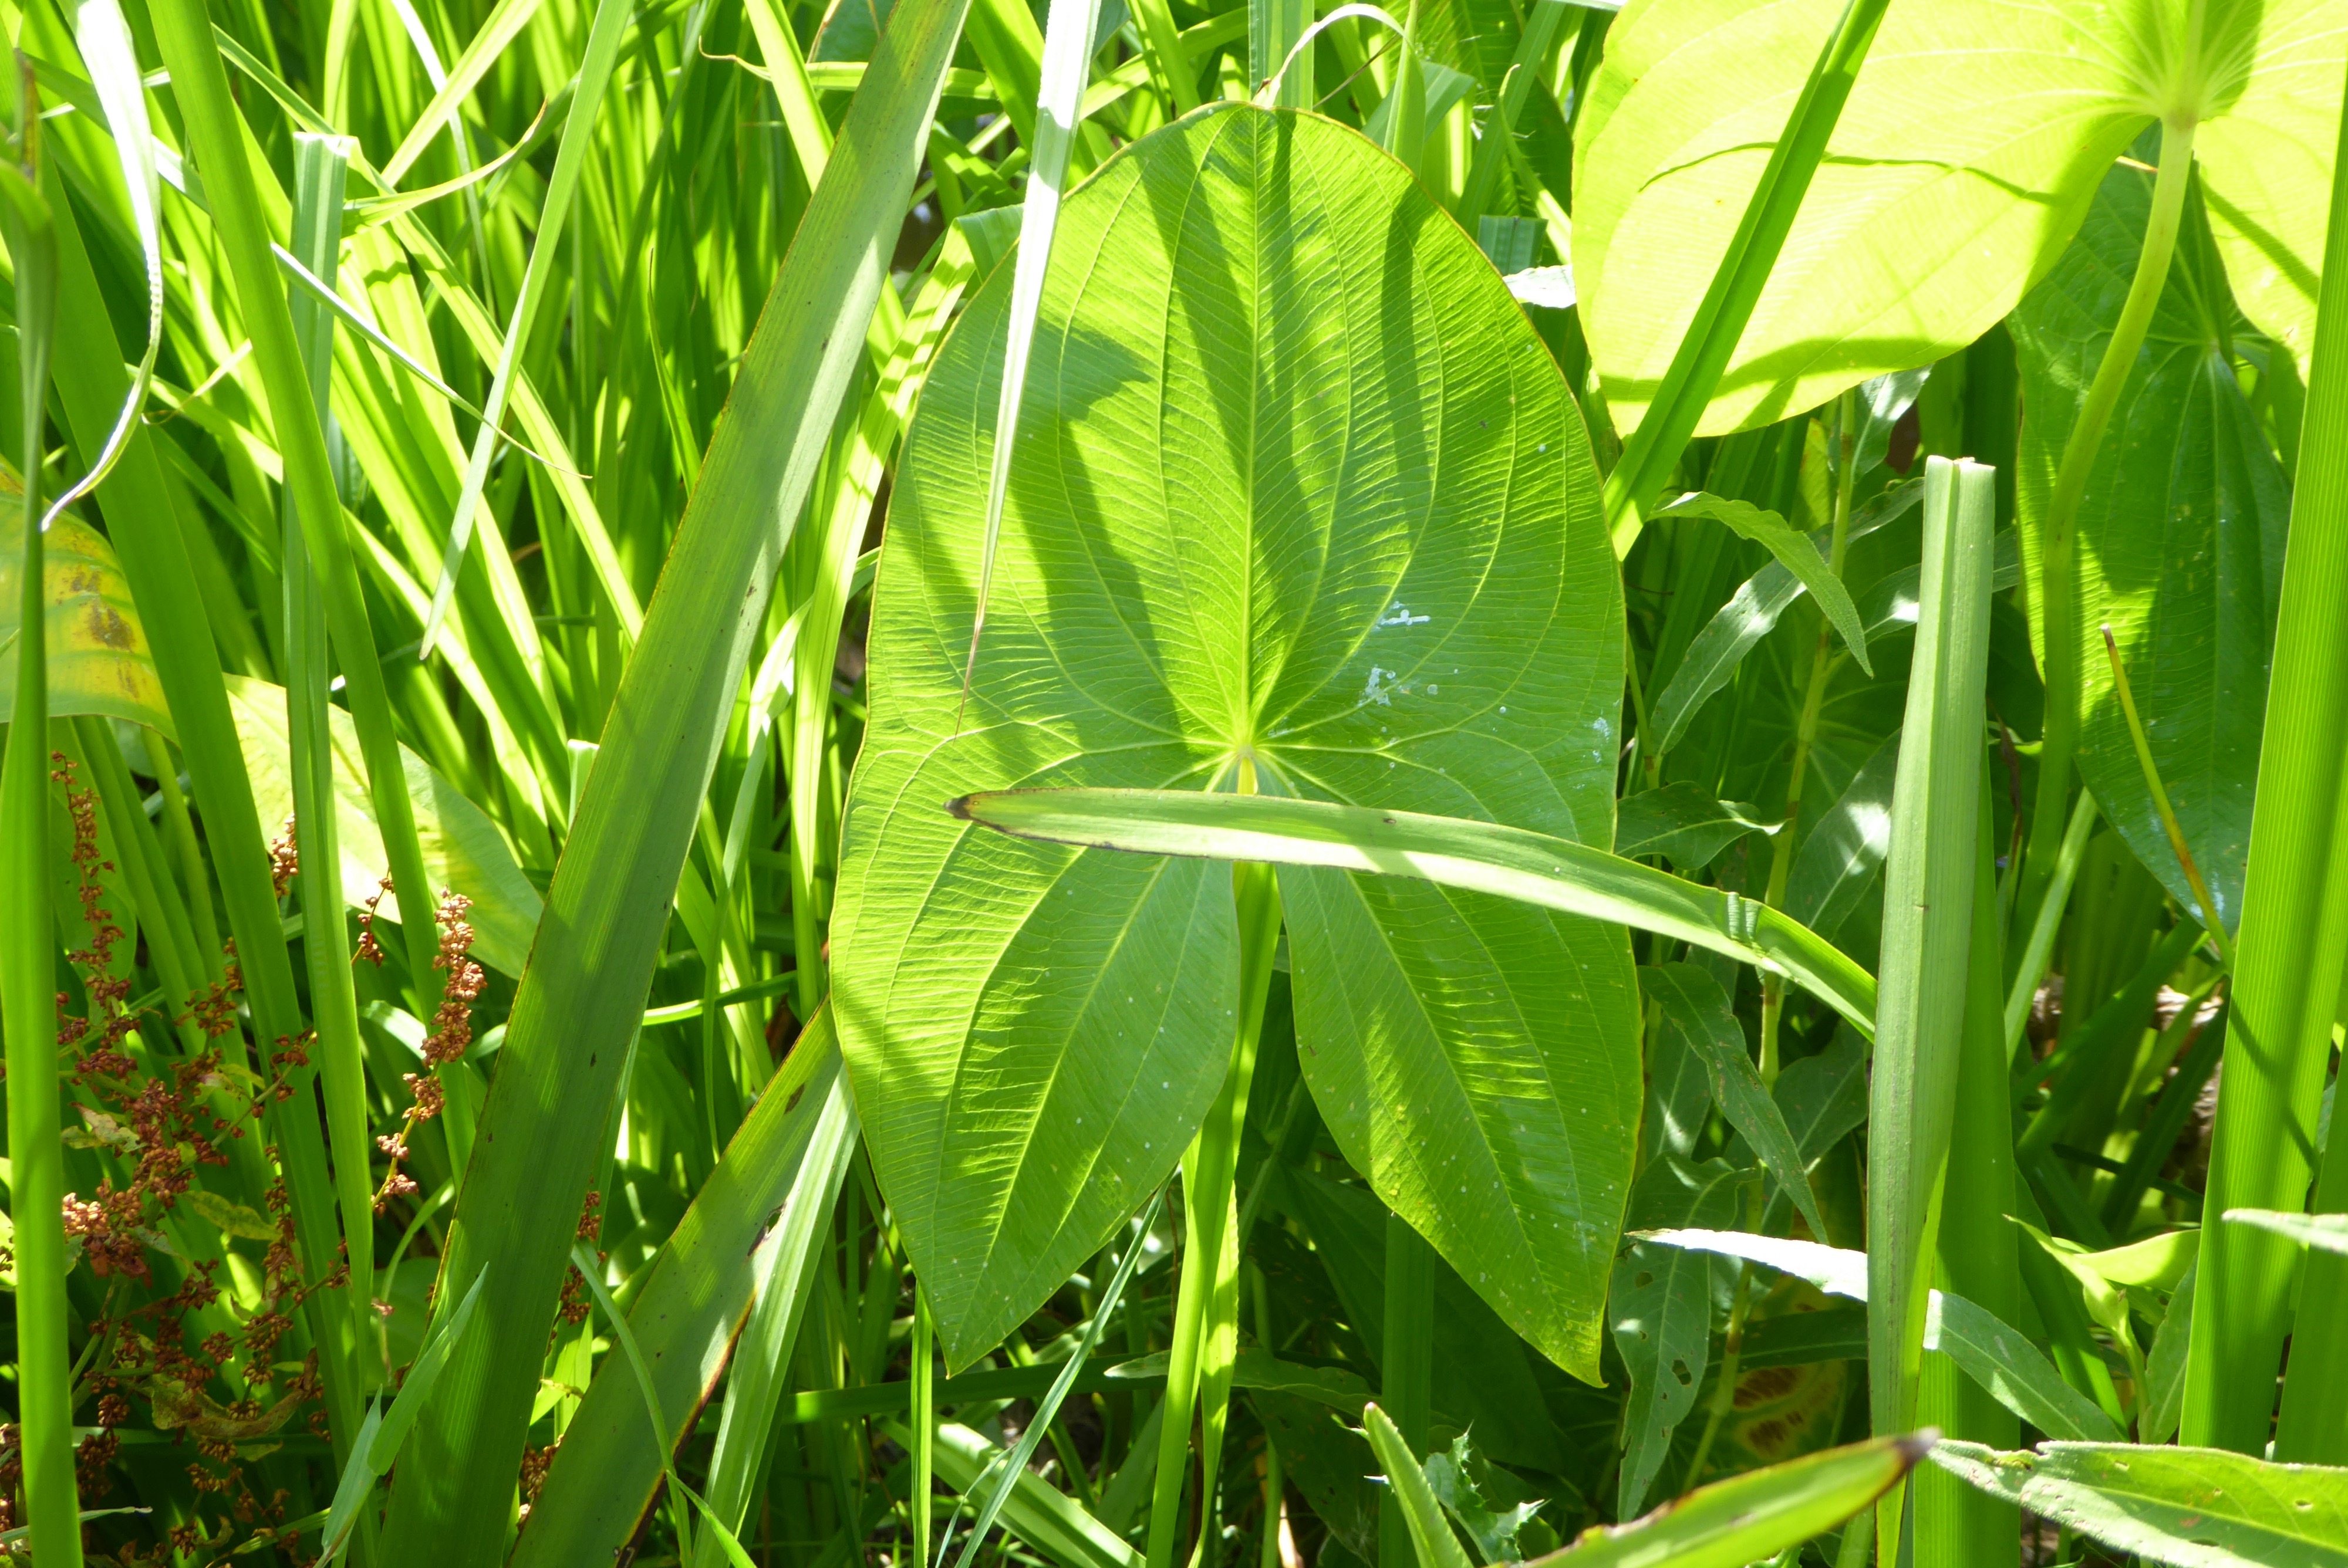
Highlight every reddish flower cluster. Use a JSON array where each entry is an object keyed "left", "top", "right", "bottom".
[{"left": 374, "top": 886, "right": 485, "bottom": 1211}]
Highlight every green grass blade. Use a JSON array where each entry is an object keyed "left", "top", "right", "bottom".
[
  {"left": 1361, "top": 1404, "right": 1473, "bottom": 1568},
  {"left": 417, "top": 0, "right": 628, "bottom": 659},
  {"left": 283, "top": 129, "right": 380, "bottom": 1382},
  {"left": 0, "top": 117, "right": 85, "bottom": 1568},
  {"left": 957, "top": 0, "right": 1100, "bottom": 715},
  {"left": 45, "top": 0, "right": 159, "bottom": 524},
  {"left": 1651, "top": 492, "right": 1871, "bottom": 674},
  {"left": 1913, "top": 780, "right": 2020, "bottom": 1568},
  {"left": 948, "top": 788, "right": 1877, "bottom": 1035},
  {"left": 1867, "top": 458, "right": 1995, "bottom": 1543},
  {"left": 955, "top": 1187, "right": 1165, "bottom": 1568},
  {"left": 2001, "top": 791, "right": 2095, "bottom": 1061},
  {"left": 899, "top": 1421, "right": 1142, "bottom": 1568},
  {"left": 378, "top": 0, "right": 544, "bottom": 185},
  {"left": 374, "top": 0, "right": 974, "bottom": 1549},
  {"left": 2187, "top": 42, "right": 2348, "bottom": 1459},
  {"left": 1928, "top": 1440, "right": 2348, "bottom": 1567},
  {"left": 684, "top": 1068, "right": 861, "bottom": 1567},
  {"left": 1599, "top": 0, "right": 1893, "bottom": 549},
  {"left": 32, "top": 100, "right": 365, "bottom": 1450},
  {"left": 1527, "top": 1435, "right": 1928, "bottom": 1568},
  {"left": 1455, "top": 0, "right": 1576, "bottom": 225}
]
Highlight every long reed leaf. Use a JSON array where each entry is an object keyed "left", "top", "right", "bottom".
[{"left": 0, "top": 104, "right": 84, "bottom": 1568}]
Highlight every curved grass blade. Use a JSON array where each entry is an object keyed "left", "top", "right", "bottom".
[
  {"left": 1647, "top": 479, "right": 1919, "bottom": 758},
  {"left": 1530, "top": 1434, "right": 1929, "bottom": 1568},
  {"left": 1653, "top": 492, "right": 1870, "bottom": 673},
  {"left": 1928, "top": 1439, "right": 2348, "bottom": 1567},
  {"left": 379, "top": 0, "right": 546, "bottom": 185},
  {"left": 949, "top": 788, "right": 1876, "bottom": 1036}
]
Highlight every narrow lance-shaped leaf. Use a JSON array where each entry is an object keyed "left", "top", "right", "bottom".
[
  {"left": 1643, "top": 963, "right": 1828, "bottom": 1239},
  {"left": 1868, "top": 457, "right": 1995, "bottom": 1471},
  {"left": 2190, "top": 12, "right": 2348, "bottom": 1459},
  {"left": 0, "top": 121, "right": 85, "bottom": 1568},
  {"left": 1651, "top": 492, "right": 1870, "bottom": 673},
  {"left": 958, "top": 0, "right": 1102, "bottom": 708}
]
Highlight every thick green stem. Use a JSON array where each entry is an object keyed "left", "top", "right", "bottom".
[
  {"left": 0, "top": 103, "right": 84, "bottom": 1568},
  {"left": 2018, "top": 119, "right": 2196, "bottom": 951},
  {"left": 2185, "top": 70, "right": 2348, "bottom": 1452},
  {"left": 1146, "top": 861, "right": 1283, "bottom": 1568}
]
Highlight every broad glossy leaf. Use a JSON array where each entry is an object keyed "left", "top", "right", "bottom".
[
  {"left": 834, "top": 105, "right": 1636, "bottom": 1376},
  {"left": 2013, "top": 164, "right": 2289, "bottom": 934},
  {"left": 950, "top": 788, "right": 1876, "bottom": 1036},
  {"left": 1575, "top": 0, "right": 2346, "bottom": 434},
  {"left": 1611, "top": 1155, "right": 1741, "bottom": 1518},
  {"left": 0, "top": 502, "right": 171, "bottom": 735},
  {"left": 1533, "top": 1434, "right": 1927, "bottom": 1568},
  {"left": 222, "top": 675, "right": 542, "bottom": 979},
  {"left": 1929, "top": 1439, "right": 2348, "bottom": 1567}
]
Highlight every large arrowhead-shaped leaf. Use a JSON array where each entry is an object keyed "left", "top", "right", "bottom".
[
  {"left": 832, "top": 104, "right": 1637, "bottom": 1376},
  {"left": 2013, "top": 162, "right": 2288, "bottom": 934},
  {"left": 1574, "top": 0, "right": 2346, "bottom": 435}
]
